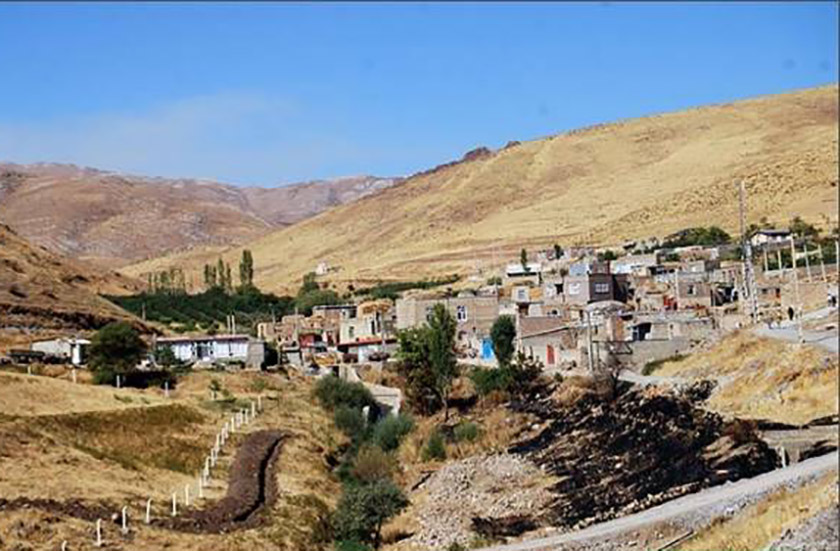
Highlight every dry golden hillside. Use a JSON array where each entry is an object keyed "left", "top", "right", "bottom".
[
  {"left": 124, "top": 85, "right": 839, "bottom": 293},
  {"left": 0, "top": 223, "right": 145, "bottom": 349}
]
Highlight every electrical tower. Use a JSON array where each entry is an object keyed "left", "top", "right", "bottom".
[{"left": 739, "top": 181, "right": 759, "bottom": 322}]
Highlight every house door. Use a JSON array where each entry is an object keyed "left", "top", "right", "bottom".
[{"left": 546, "top": 345, "right": 555, "bottom": 365}]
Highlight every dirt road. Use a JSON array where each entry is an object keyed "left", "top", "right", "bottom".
[{"left": 475, "top": 451, "right": 838, "bottom": 551}]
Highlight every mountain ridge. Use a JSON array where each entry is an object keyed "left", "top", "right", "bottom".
[
  {"left": 0, "top": 162, "right": 399, "bottom": 267},
  {"left": 121, "top": 84, "right": 839, "bottom": 294}
]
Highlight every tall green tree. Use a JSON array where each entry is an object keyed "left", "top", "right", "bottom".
[
  {"left": 490, "top": 315, "right": 516, "bottom": 367},
  {"left": 88, "top": 322, "right": 147, "bottom": 383},
  {"left": 239, "top": 249, "right": 255, "bottom": 289},
  {"left": 520, "top": 248, "right": 528, "bottom": 271},
  {"left": 427, "top": 304, "right": 458, "bottom": 420}
]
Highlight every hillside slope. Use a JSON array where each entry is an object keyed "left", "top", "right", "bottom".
[
  {"left": 124, "top": 85, "right": 839, "bottom": 293},
  {"left": 0, "top": 163, "right": 397, "bottom": 267},
  {"left": 0, "top": 223, "right": 144, "bottom": 344}
]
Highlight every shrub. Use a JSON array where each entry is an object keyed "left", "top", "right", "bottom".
[
  {"left": 314, "top": 375, "right": 376, "bottom": 412},
  {"left": 334, "top": 406, "right": 367, "bottom": 442},
  {"left": 335, "top": 541, "right": 372, "bottom": 551},
  {"left": 333, "top": 480, "right": 409, "bottom": 548},
  {"left": 351, "top": 445, "right": 395, "bottom": 483},
  {"left": 422, "top": 430, "right": 447, "bottom": 461},
  {"left": 469, "top": 366, "right": 513, "bottom": 397},
  {"left": 371, "top": 413, "right": 415, "bottom": 452},
  {"left": 453, "top": 422, "right": 480, "bottom": 443}
]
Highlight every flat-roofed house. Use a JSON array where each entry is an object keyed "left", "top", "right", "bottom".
[
  {"left": 156, "top": 335, "right": 265, "bottom": 369},
  {"left": 30, "top": 337, "right": 90, "bottom": 366}
]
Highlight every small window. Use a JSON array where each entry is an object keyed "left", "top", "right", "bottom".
[
  {"left": 348, "top": 326, "right": 355, "bottom": 340},
  {"left": 594, "top": 283, "right": 610, "bottom": 294},
  {"left": 687, "top": 284, "right": 697, "bottom": 296},
  {"left": 567, "top": 282, "right": 581, "bottom": 295},
  {"left": 456, "top": 305, "right": 468, "bottom": 322}
]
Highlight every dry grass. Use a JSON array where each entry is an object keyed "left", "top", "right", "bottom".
[
  {"left": 657, "top": 331, "right": 838, "bottom": 424},
  {"left": 123, "top": 85, "right": 839, "bottom": 293},
  {"left": 0, "top": 370, "right": 165, "bottom": 416},
  {"left": 0, "top": 370, "right": 340, "bottom": 551},
  {"left": 678, "top": 473, "right": 839, "bottom": 551}
]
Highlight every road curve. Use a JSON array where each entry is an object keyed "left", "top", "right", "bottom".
[{"left": 476, "top": 452, "right": 838, "bottom": 551}]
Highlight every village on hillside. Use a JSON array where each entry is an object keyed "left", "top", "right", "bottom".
[{"left": 1, "top": 3, "right": 838, "bottom": 551}]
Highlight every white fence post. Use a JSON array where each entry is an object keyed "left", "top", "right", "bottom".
[
  {"left": 198, "top": 476, "right": 204, "bottom": 498},
  {"left": 61, "top": 541, "right": 68, "bottom": 551},
  {"left": 184, "top": 484, "right": 190, "bottom": 507},
  {"left": 72, "top": 369, "right": 77, "bottom": 384},
  {"left": 145, "top": 498, "right": 152, "bottom": 524},
  {"left": 257, "top": 395, "right": 262, "bottom": 411},
  {"left": 164, "top": 381, "right": 170, "bottom": 398},
  {"left": 95, "top": 519, "right": 103, "bottom": 547},
  {"left": 121, "top": 505, "right": 128, "bottom": 534},
  {"left": 171, "top": 492, "right": 177, "bottom": 516}
]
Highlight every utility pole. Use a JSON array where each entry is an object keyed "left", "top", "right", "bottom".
[
  {"left": 738, "top": 182, "right": 759, "bottom": 323},
  {"left": 803, "top": 242, "right": 812, "bottom": 282},
  {"left": 789, "top": 236, "right": 804, "bottom": 344},
  {"left": 818, "top": 244, "right": 827, "bottom": 284},
  {"left": 776, "top": 249, "right": 784, "bottom": 276}
]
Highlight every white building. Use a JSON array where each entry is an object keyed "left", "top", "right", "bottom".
[
  {"left": 750, "top": 229, "right": 792, "bottom": 247},
  {"left": 156, "top": 335, "right": 265, "bottom": 369},
  {"left": 30, "top": 337, "right": 90, "bottom": 366}
]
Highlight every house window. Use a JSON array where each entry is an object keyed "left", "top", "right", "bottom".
[
  {"left": 594, "top": 283, "right": 610, "bottom": 294},
  {"left": 687, "top": 284, "right": 697, "bottom": 296},
  {"left": 456, "top": 305, "right": 468, "bottom": 322},
  {"left": 567, "top": 282, "right": 581, "bottom": 295},
  {"left": 516, "top": 288, "right": 529, "bottom": 302},
  {"left": 348, "top": 326, "right": 355, "bottom": 340}
]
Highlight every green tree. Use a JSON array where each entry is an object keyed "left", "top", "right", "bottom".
[
  {"left": 216, "top": 258, "right": 226, "bottom": 291},
  {"left": 225, "top": 263, "right": 233, "bottom": 293},
  {"left": 427, "top": 304, "right": 458, "bottom": 420},
  {"left": 209, "top": 378, "right": 222, "bottom": 400},
  {"left": 239, "top": 249, "right": 255, "bottom": 290},
  {"left": 490, "top": 315, "right": 516, "bottom": 367},
  {"left": 789, "top": 216, "right": 819, "bottom": 240},
  {"left": 155, "top": 345, "right": 178, "bottom": 368},
  {"left": 88, "top": 322, "right": 147, "bottom": 384},
  {"left": 333, "top": 480, "right": 408, "bottom": 548},
  {"left": 520, "top": 248, "right": 528, "bottom": 271},
  {"left": 553, "top": 243, "right": 563, "bottom": 260}
]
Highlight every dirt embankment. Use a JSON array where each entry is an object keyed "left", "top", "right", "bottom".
[
  {"left": 0, "top": 429, "right": 284, "bottom": 535},
  {"left": 508, "top": 381, "right": 779, "bottom": 530}
]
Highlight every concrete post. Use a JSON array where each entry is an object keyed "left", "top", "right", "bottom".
[
  {"left": 171, "top": 493, "right": 177, "bottom": 516},
  {"left": 198, "top": 477, "right": 204, "bottom": 498},
  {"left": 184, "top": 484, "right": 190, "bottom": 507},
  {"left": 116, "top": 375, "right": 121, "bottom": 389},
  {"left": 27, "top": 365, "right": 31, "bottom": 376},
  {"left": 230, "top": 416, "right": 236, "bottom": 432},
  {"left": 95, "top": 519, "right": 103, "bottom": 547},
  {"left": 72, "top": 369, "right": 77, "bottom": 384},
  {"left": 789, "top": 237, "right": 804, "bottom": 344},
  {"left": 164, "top": 381, "right": 170, "bottom": 398},
  {"left": 776, "top": 249, "right": 783, "bottom": 275},
  {"left": 251, "top": 401, "right": 256, "bottom": 418},
  {"left": 121, "top": 505, "right": 128, "bottom": 534},
  {"left": 62, "top": 541, "right": 68, "bottom": 551},
  {"left": 257, "top": 395, "right": 262, "bottom": 411},
  {"left": 145, "top": 498, "right": 152, "bottom": 524},
  {"left": 818, "top": 245, "right": 828, "bottom": 284}
]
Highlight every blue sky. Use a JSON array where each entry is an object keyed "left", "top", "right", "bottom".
[{"left": 0, "top": 2, "right": 836, "bottom": 186}]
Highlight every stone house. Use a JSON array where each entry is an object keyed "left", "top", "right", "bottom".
[{"left": 30, "top": 337, "right": 90, "bottom": 366}]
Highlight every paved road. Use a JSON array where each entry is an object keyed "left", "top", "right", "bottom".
[
  {"left": 753, "top": 307, "right": 839, "bottom": 354},
  {"left": 475, "top": 452, "right": 838, "bottom": 551}
]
